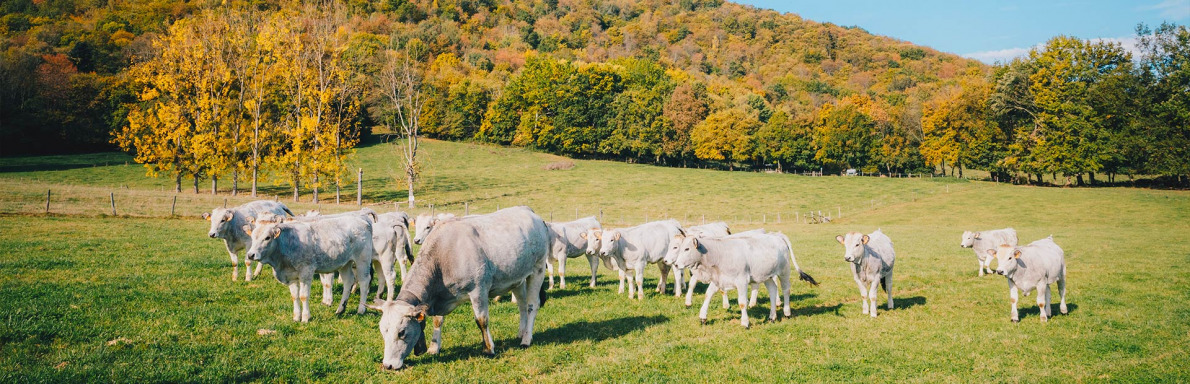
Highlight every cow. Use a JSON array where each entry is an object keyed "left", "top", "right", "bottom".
[
  {"left": 670, "top": 222, "right": 731, "bottom": 296},
  {"left": 836, "top": 230, "right": 895, "bottom": 318},
  {"left": 667, "top": 229, "right": 778, "bottom": 309},
  {"left": 961, "top": 228, "right": 1018, "bottom": 276},
  {"left": 372, "top": 212, "right": 414, "bottom": 302},
  {"left": 596, "top": 220, "right": 684, "bottom": 300},
  {"left": 269, "top": 208, "right": 381, "bottom": 305},
  {"left": 366, "top": 206, "right": 550, "bottom": 370},
  {"left": 989, "top": 236, "right": 1068, "bottom": 323},
  {"left": 412, "top": 213, "right": 457, "bottom": 245},
  {"left": 243, "top": 215, "right": 373, "bottom": 322},
  {"left": 544, "top": 217, "right": 602, "bottom": 289},
  {"left": 581, "top": 228, "right": 628, "bottom": 294},
  {"left": 203, "top": 200, "right": 294, "bottom": 282},
  {"left": 672, "top": 231, "right": 817, "bottom": 327}
]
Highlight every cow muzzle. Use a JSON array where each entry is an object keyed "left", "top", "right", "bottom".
[
  {"left": 383, "top": 361, "right": 404, "bottom": 370},
  {"left": 246, "top": 252, "right": 258, "bottom": 261},
  {"left": 208, "top": 232, "right": 217, "bottom": 238},
  {"left": 413, "top": 239, "right": 422, "bottom": 245}
]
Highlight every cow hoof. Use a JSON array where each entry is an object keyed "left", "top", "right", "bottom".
[
  {"left": 519, "top": 343, "right": 530, "bottom": 349},
  {"left": 699, "top": 318, "right": 706, "bottom": 325},
  {"left": 684, "top": 304, "right": 692, "bottom": 309},
  {"left": 1011, "top": 318, "right": 1020, "bottom": 323}
]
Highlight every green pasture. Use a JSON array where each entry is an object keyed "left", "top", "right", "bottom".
[{"left": 0, "top": 139, "right": 1187, "bottom": 382}]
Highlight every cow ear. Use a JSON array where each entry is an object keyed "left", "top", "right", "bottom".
[
  {"left": 411, "top": 304, "right": 428, "bottom": 322},
  {"left": 365, "top": 300, "right": 388, "bottom": 312},
  {"left": 242, "top": 225, "right": 252, "bottom": 235},
  {"left": 611, "top": 232, "right": 621, "bottom": 241},
  {"left": 861, "top": 235, "right": 870, "bottom": 244},
  {"left": 973, "top": 232, "right": 981, "bottom": 239},
  {"left": 835, "top": 235, "right": 844, "bottom": 244},
  {"left": 1012, "top": 250, "right": 1021, "bottom": 259},
  {"left": 246, "top": 216, "right": 255, "bottom": 224},
  {"left": 690, "top": 237, "right": 699, "bottom": 248},
  {"left": 202, "top": 212, "right": 211, "bottom": 220},
  {"left": 986, "top": 249, "right": 997, "bottom": 257},
  {"left": 271, "top": 227, "right": 282, "bottom": 238},
  {"left": 223, "top": 211, "right": 233, "bottom": 221},
  {"left": 579, "top": 232, "right": 587, "bottom": 239}
]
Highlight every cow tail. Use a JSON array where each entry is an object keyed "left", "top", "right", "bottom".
[
  {"left": 781, "top": 233, "right": 819, "bottom": 286},
  {"left": 539, "top": 277, "right": 548, "bottom": 308},
  {"left": 281, "top": 206, "right": 295, "bottom": 217},
  {"left": 403, "top": 232, "right": 414, "bottom": 262}
]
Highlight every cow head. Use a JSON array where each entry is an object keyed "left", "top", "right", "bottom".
[
  {"left": 597, "top": 229, "right": 621, "bottom": 257},
  {"left": 412, "top": 214, "right": 435, "bottom": 245},
  {"left": 369, "top": 300, "right": 429, "bottom": 370},
  {"left": 663, "top": 234, "right": 686, "bottom": 265},
  {"left": 204, "top": 208, "right": 236, "bottom": 239},
  {"left": 836, "top": 232, "right": 868, "bottom": 263},
  {"left": 960, "top": 231, "right": 977, "bottom": 248},
  {"left": 244, "top": 223, "right": 284, "bottom": 263},
  {"left": 672, "top": 235, "right": 705, "bottom": 270},
  {"left": 580, "top": 228, "right": 602, "bottom": 256},
  {"left": 989, "top": 245, "right": 1020, "bottom": 277}
]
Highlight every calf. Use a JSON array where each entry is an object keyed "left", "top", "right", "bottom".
[
  {"left": 669, "top": 222, "right": 730, "bottom": 297},
  {"left": 989, "top": 236, "right": 1067, "bottom": 323},
  {"left": 545, "top": 217, "right": 602, "bottom": 289},
  {"left": 672, "top": 232, "right": 817, "bottom": 327},
  {"left": 368, "top": 206, "right": 550, "bottom": 370},
  {"left": 372, "top": 212, "right": 414, "bottom": 303},
  {"left": 961, "top": 228, "right": 1018, "bottom": 276},
  {"left": 244, "top": 215, "right": 373, "bottom": 322},
  {"left": 203, "top": 200, "right": 294, "bottom": 282},
  {"left": 596, "top": 220, "right": 684, "bottom": 300},
  {"left": 836, "top": 230, "right": 896, "bottom": 318}
]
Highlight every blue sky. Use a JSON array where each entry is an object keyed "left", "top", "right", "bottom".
[{"left": 735, "top": 0, "right": 1190, "bottom": 63}]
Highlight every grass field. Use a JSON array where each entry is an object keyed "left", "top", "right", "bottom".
[{"left": 1, "top": 138, "right": 1188, "bottom": 382}]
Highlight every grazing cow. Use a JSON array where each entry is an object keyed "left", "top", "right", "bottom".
[
  {"left": 244, "top": 215, "right": 373, "bottom": 322},
  {"left": 372, "top": 212, "right": 414, "bottom": 302},
  {"left": 989, "top": 236, "right": 1067, "bottom": 323},
  {"left": 836, "top": 230, "right": 896, "bottom": 318},
  {"left": 367, "top": 206, "right": 550, "bottom": 370},
  {"left": 203, "top": 200, "right": 294, "bottom": 282},
  {"left": 597, "top": 220, "right": 684, "bottom": 300},
  {"left": 672, "top": 231, "right": 817, "bottom": 327},
  {"left": 545, "top": 217, "right": 602, "bottom": 289},
  {"left": 412, "top": 213, "right": 457, "bottom": 245},
  {"left": 961, "top": 228, "right": 1018, "bottom": 276}
]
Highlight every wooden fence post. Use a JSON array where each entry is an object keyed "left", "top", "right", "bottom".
[
  {"left": 777, "top": 212, "right": 781, "bottom": 223},
  {"left": 838, "top": 206, "right": 841, "bottom": 218},
  {"left": 223, "top": 198, "right": 228, "bottom": 208},
  {"left": 45, "top": 190, "right": 50, "bottom": 214},
  {"left": 465, "top": 202, "right": 470, "bottom": 215},
  {"left": 600, "top": 209, "right": 603, "bottom": 222},
  {"left": 357, "top": 168, "right": 363, "bottom": 206},
  {"left": 171, "top": 196, "right": 177, "bottom": 216},
  {"left": 110, "top": 192, "right": 116, "bottom": 216}
]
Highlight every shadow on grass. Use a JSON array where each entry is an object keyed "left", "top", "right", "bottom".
[
  {"left": 893, "top": 296, "right": 927, "bottom": 311},
  {"left": 420, "top": 315, "right": 668, "bottom": 364},
  {"left": 1015, "top": 302, "right": 1079, "bottom": 321}
]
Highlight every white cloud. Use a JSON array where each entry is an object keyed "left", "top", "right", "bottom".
[
  {"left": 963, "top": 36, "right": 1145, "bottom": 65},
  {"left": 1144, "top": 0, "right": 1190, "bottom": 20}
]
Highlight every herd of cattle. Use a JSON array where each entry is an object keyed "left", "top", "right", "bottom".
[{"left": 203, "top": 200, "right": 1069, "bottom": 370}]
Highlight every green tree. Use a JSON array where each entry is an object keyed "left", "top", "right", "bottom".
[{"left": 692, "top": 107, "right": 758, "bottom": 171}]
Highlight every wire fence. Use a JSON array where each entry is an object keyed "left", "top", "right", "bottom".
[{"left": 0, "top": 176, "right": 980, "bottom": 229}]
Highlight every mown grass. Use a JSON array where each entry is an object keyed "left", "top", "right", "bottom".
[{"left": 1, "top": 139, "right": 1188, "bottom": 382}]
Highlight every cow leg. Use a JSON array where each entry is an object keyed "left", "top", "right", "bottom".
[
  {"left": 372, "top": 260, "right": 386, "bottom": 302},
  {"left": 722, "top": 289, "right": 731, "bottom": 309},
  {"left": 336, "top": 267, "right": 355, "bottom": 315},
  {"left": 772, "top": 276, "right": 783, "bottom": 308},
  {"left": 1038, "top": 282, "right": 1050, "bottom": 322},
  {"left": 288, "top": 282, "right": 301, "bottom": 322},
  {"left": 252, "top": 259, "right": 264, "bottom": 279},
  {"left": 226, "top": 248, "right": 240, "bottom": 282},
  {"left": 617, "top": 269, "right": 626, "bottom": 294},
  {"left": 1008, "top": 283, "right": 1020, "bottom": 322},
  {"left": 637, "top": 264, "right": 648, "bottom": 300},
  {"left": 883, "top": 274, "right": 894, "bottom": 310},
  {"left": 320, "top": 273, "right": 334, "bottom": 306},
  {"left": 545, "top": 258, "right": 555, "bottom": 290},
  {"left": 856, "top": 278, "right": 870, "bottom": 315},
  {"left": 781, "top": 274, "right": 792, "bottom": 318},
  {"left": 977, "top": 257, "right": 985, "bottom": 277},
  {"left": 469, "top": 291, "right": 495, "bottom": 355},
  {"left": 587, "top": 254, "right": 599, "bottom": 288},
  {"left": 685, "top": 275, "right": 698, "bottom": 308},
  {"left": 737, "top": 282, "right": 750, "bottom": 328},
  {"left": 1058, "top": 275, "right": 1068, "bottom": 315},
  {"left": 558, "top": 256, "right": 568, "bottom": 290},
  {"left": 520, "top": 270, "right": 545, "bottom": 347},
  {"left": 699, "top": 283, "right": 720, "bottom": 324},
  {"left": 672, "top": 266, "right": 684, "bottom": 297},
  {"left": 380, "top": 257, "right": 396, "bottom": 303},
  {"left": 427, "top": 316, "right": 444, "bottom": 354},
  {"left": 397, "top": 258, "right": 408, "bottom": 284},
  {"left": 299, "top": 277, "right": 312, "bottom": 323},
  {"left": 763, "top": 279, "right": 779, "bottom": 322},
  {"left": 510, "top": 282, "right": 530, "bottom": 341},
  {"left": 867, "top": 279, "right": 880, "bottom": 318},
  {"left": 655, "top": 262, "right": 670, "bottom": 294},
  {"left": 748, "top": 283, "right": 758, "bottom": 308},
  {"left": 355, "top": 261, "right": 371, "bottom": 315}
]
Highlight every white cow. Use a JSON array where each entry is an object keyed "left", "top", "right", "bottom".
[
  {"left": 670, "top": 222, "right": 730, "bottom": 297},
  {"left": 961, "top": 228, "right": 1018, "bottom": 276},
  {"left": 836, "top": 230, "right": 895, "bottom": 318},
  {"left": 203, "top": 200, "right": 293, "bottom": 281},
  {"left": 244, "top": 215, "right": 373, "bottom": 322},
  {"left": 672, "top": 231, "right": 818, "bottom": 327},
  {"left": 595, "top": 220, "right": 684, "bottom": 300},
  {"left": 372, "top": 212, "right": 414, "bottom": 302},
  {"left": 412, "top": 213, "right": 457, "bottom": 245},
  {"left": 545, "top": 217, "right": 602, "bottom": 289},
  {"left": 989, "top": 236, "right": 1068, "bottom": 323},
  {"left": 367, "top": 206, "right": 550, "bottom": 370}
]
